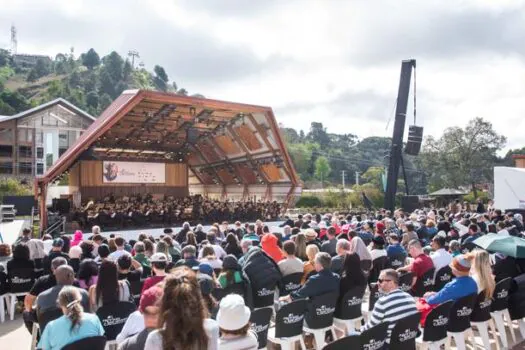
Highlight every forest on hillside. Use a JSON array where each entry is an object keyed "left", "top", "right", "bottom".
[{"left": 0, "top": 47, "right": 196, "bottom": 117}]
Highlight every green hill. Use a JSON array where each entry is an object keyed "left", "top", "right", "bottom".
[{"left": 0, "top": 48, "right": 196, "bottom": 116}]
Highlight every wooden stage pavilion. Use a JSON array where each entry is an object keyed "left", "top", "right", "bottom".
[{"left": 35, "top": 90, "right": 301, "bottom": 230}]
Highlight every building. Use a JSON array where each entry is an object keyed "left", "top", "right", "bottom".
[
  {"left": 0, "top": 98, "right": 95, "bottom": 180},
  {"left": 13, "top": 54, "right": 52, "bottom": 67}
]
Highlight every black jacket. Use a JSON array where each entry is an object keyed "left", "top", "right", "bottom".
[
  {"left": 279, "top": 219, "right": 294, "bottom": 227},
  {"left": 242, "top": 247, "right": 282, "bottom": 292}
]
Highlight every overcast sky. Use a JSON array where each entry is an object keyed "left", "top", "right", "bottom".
[{"left": 2, "top": 0, "right": 525, "bottom": 150}]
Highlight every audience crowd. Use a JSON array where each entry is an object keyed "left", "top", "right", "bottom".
[{"left": 0, "top": 201, "right": 524, "bottom": 349}]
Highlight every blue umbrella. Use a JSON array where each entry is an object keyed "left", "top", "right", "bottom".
[{"left": 474, "top": 234, "right": 525, "bottom": 258}]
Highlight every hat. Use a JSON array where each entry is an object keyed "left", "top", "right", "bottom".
[
  {"left": 52, "top": 238, "right": 64, "bottom": 247},
  {"left": 223, "top": 255, "right": 241, "bottom": 270},
  {"left": 139, "top": 284, "right": 163, "bottom": 313},
  {"left": 150, "top": 252, "right": 168, "bottom": 263},
  {"left": 372, "top": 235, "right": 385, "bottom": 245},
  {"left": 305, "top": 229, "right": 317, "bottom": 238},
  {"left": 193, "top": 263, "right": 213, "bottom": 277},
  {"left": 450, "top": 255, "right": 471, "bottom": 273},
  {"left": 217, "top": 294, "right": 251, "bottom": 331},
  {"left": 198, "top": 274, "right": 214, "bottom": 296}
]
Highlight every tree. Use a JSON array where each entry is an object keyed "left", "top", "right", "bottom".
[
  {"left": 314, "top": 156, "right": 331, "bottom": 185},
  {"left": 27, "top": 69, "right": 39, "bottom": 82},
  {"left": 287, "top": 143, "right": 312, "bottom": 176},
  {"left": 361, "top": 166, "right": 385, "bottom": 190},
  {"left": 99, "top": 93, "right": 113, "bottom": 111},
  {"left": 102, "top": 51, "right": 124, "bottom": 82},
  {"left": 307, "top": 122, "right": 330, "bottom": 147},
  {"left": 420, "top": 117, "right": 506, "bottom": 196},
  {"left": 177, "top": 88, "right": 188, "bottom": 96},
  {"left": 82, "top": 48, "right": 100, "bottom": 70},
  {"left": 86, "top": 90, "right": 99, "bottom": 109},
  {"left": 153, "top": 65, "right": 169, "bottom": 91},
  {"left": 0, "top": 49, "right": 10, "bottom": 67}
]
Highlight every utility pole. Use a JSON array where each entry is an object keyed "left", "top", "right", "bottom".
[
  {"left": 355, "top": 171, "right": 360, "bottom": 186},
  {"left": 341, "top": 170, "right": 346, "bottom": 190},
  {"left": 128, "top": 50, "right": 140, "bottom": 69}
]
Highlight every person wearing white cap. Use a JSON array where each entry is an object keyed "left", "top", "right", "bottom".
[{"left": 217, "top": 294, "right": 258, "bottom": 350}]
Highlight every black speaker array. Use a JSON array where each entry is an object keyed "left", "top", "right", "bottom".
[
  {"left": 401, "top": 195, "right": 420, "bottom": 213},
  {"left": 405, "top": 125, "right": 424, "bottom": 156}
]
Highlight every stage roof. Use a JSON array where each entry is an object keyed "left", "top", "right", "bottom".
[{"left": 36, "top": 90, "right": 300, "bottom": 190}]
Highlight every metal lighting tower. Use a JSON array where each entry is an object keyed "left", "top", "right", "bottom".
[
  {"left": 10, "top": 24, "right": 17, "bottom": 54},
  {"left": 384, "top": 59, "right": 416, "bottom": 212}
]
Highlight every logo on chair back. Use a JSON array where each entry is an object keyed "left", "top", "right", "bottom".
[
  {"left": 363, "top": 338, "right": 385, "bottom": 350},
  {"left": 497, "top": 289, "right": 508, "bottom": 299},
  {"left": 12, "top": 276, "right": 31, "bottom": 284},
  {"left": 457, "top": 307, "right": 472, "bottom": 317},
  {"left": 251, "top": 323, "right": 269, "bottom": 333},
  {"left": 423, "top": 278, "right": 433, "bottom": 287},
  {"left": 432, "top": 315, "right": 448, "bottom": 327},
  {"left": 102, "top": 315, "right": 127, "bottom": 327},
  {"left": 347, "top": 297, "right": 362, "bottom": 306},
  {"left": 285, "top": 282, "right": 301, "bottom": 291},
  {"left": 440, "top": 274, "right": 451, "bottom": 282},
  {"left": 400, "top": 284, "right": 410, "bottom": 292},
  {"left": 391, "top": 260, "right": 402, "bottom": 267},
  {"left": 283, "top": 313, "right": 304, "bottom": 324},
  {"left": 316, "top": 305, "right": 336, "bottom": 316},
  {"left": 257, "top": 288, "right": 274, "bottom": 297},
  {"left": 398, "top": 329, "right": 418, "bottom": 342},
  {"left": 480, "top": 299, "right": 492, "bottom": 309}
]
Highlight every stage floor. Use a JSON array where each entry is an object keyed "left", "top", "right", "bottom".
[{"left": 77, "top": 221, "right": 285, "bottom": 241}]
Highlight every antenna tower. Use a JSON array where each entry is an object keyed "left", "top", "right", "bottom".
[{"left": 10, "top": 24, "right": 17, "bottom": 54}]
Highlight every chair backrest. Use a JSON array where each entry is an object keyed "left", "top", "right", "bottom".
[
  {"left": 62, "top": 336, "right": 107, "bottom": 350},
  {"left": 96, "top": 301, "right": 137, "bottom": 340},
  {"left": 447, "top": 294, "right": 476, "bottom": 333},
  {"left": 275, "top": 299, "right": 308, "bottom": 338},
  {"left": 389, "top": 312, "right": 421, "bottom": 350},
  {"left": 389, "top": 253, "right": 406, "bottom": 269},
  {"left": 252, "top": 280, "right": 277, "bottom": 308},
  {"left": 411, "top": 268, "right": 435, "bottom": 297},
  {"left": 37, "top": 308, "right": 63, "bottom": 333},
  {"left": 249, "top": 307, "right": 273, "bottom": 349},
  {"left": 398, "top": 272, "right": 413, "bottom": 293},
  {"left": 433, "top": 266, "right": 453, "bottom": 292},
  {"left": 368, "top": 283, "right": 385, "bottom": 311},
  {"left": 213, "top": 282, "right": 246, "bottom": 301},
  {"left": 360, "top": 259, "right": 372, "bottom": 272},
  {"left": 491, "top": 277, "right": 512, "bottom": 312},
  {"left": 129, "top": 279, "right": 145, "bottom": 306},
  {"left": 422, "top": 300, "right": 454, "bottom": 342},
  {"left": 306, "top": 291, "right": 338, "bottom": 329},
  {"left": 8, "top": 267, "right": 35, "bottom": 293},
  {"left": 369, "top": 256, "right": 389, "bottom": 284},
  {"left": 359, "top": 322, "right": 389, "bottom": 350},
  {"left": 470, "top": 291, "right": 492, "bottom": 323},
  {"left": 70, "top": 258, "right": 80, "bottom": 274},
  {"left": 321, "top": 335, "right": 360, "bottom": 349},
  {"left": 279, "top": 272, "right": 303, "bottom": 296},
  {"left": 335, "top": 285, "right": 366, "bottom": 320}
]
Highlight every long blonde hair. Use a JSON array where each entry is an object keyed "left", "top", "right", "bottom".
[
  {"left": 469, "top": 250, "right": 495, "bottom": 299},
  {"left": 294, "top": 233, "right": 308, "bottom": 260}
]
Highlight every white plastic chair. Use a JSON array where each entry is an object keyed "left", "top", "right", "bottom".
[{"left": 7, "top": 292, "right": 27, "bottom": 320}]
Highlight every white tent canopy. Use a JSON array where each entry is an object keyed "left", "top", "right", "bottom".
[{"left": 494, "top": 166, "right": 525, "bottom": 211}]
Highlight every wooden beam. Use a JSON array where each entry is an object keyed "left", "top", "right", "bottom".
[
  {"left": 191, "top": 144, "right": 225, "bottom": 185},
  {"left": 227, "top": 125, "right": 270, "bottom": 184}
]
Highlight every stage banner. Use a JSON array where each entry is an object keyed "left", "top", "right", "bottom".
[{"left": 102, "top": 161, "right": 165, "bottom": 183}]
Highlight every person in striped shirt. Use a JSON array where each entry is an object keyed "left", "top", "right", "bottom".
[{"left": 361, "top": 269, "right": 418, "bottom": 342}]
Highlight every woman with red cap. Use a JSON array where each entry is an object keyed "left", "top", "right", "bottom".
[{"left": 261, "top": 233, "right": 284, "bottom": 263}]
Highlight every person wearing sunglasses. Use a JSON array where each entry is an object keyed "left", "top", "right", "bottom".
[{"left": 360, "top": 269, "right": 418, "bottom": 343}]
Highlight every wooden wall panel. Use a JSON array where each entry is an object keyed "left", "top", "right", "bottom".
[
  {"left": 260, "top": 164, "right": 282, "bottom": 182},
  {"left": 235, "top": 125, "right": 262, "bottom": 151},
  {"left": 69, "top": 162, "right": 80, "bottom": 188},
  {"left": 215, "top": 135, "right": 240, "bottom": 155}
]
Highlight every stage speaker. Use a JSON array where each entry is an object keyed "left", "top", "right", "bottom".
[
  {"left": 401, "top": 195, "right": 419, "bottom": 213},
  {"left": 187, "top": 128, "right": 199, "bottom": 144},
  {"left": 405, "top": 125, "right": 424, "bottom": 156},
  {"left": 52, "top": 198, "right": 71, "bottom": 215}
]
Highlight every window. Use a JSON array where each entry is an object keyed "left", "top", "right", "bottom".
[
  {"left": 35, "top": 131, "right": 43, "bottom": 144},
  {"left": 19, "top": 146, "right": 32, "bottom": 158},
  {"left": 0, "top": 145, "right": 13, "bottom": 157},
  {"left": 0, "top": 128, "right": 13, "bottom": 143},
  {"left": 59, "top": 147, "right": 67, "bottom": 157},
  {"left": 42, "top": 114, "right": 58, "bottom": 126},
  {"left": 0, "top": 162, "right": 13, "bottom": 174},
  {"left": 46, "top": 153, "right": 53, "bottom": 167},
  {"left": 36, "top": 163, "right": 44, "bottom": 175},
  {"left": 19, "top": 162, "right": 32, "bottom": 175},
  {"left": 17, "top": 128, "right": 32, "bottom": 142},
  {"left": 36, "top": 147, "right": 44, "bottom": 159}
]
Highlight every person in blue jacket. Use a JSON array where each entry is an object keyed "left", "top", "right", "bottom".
[{"left": 423, "top": 255, "right": 477, "bottom": 306}]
